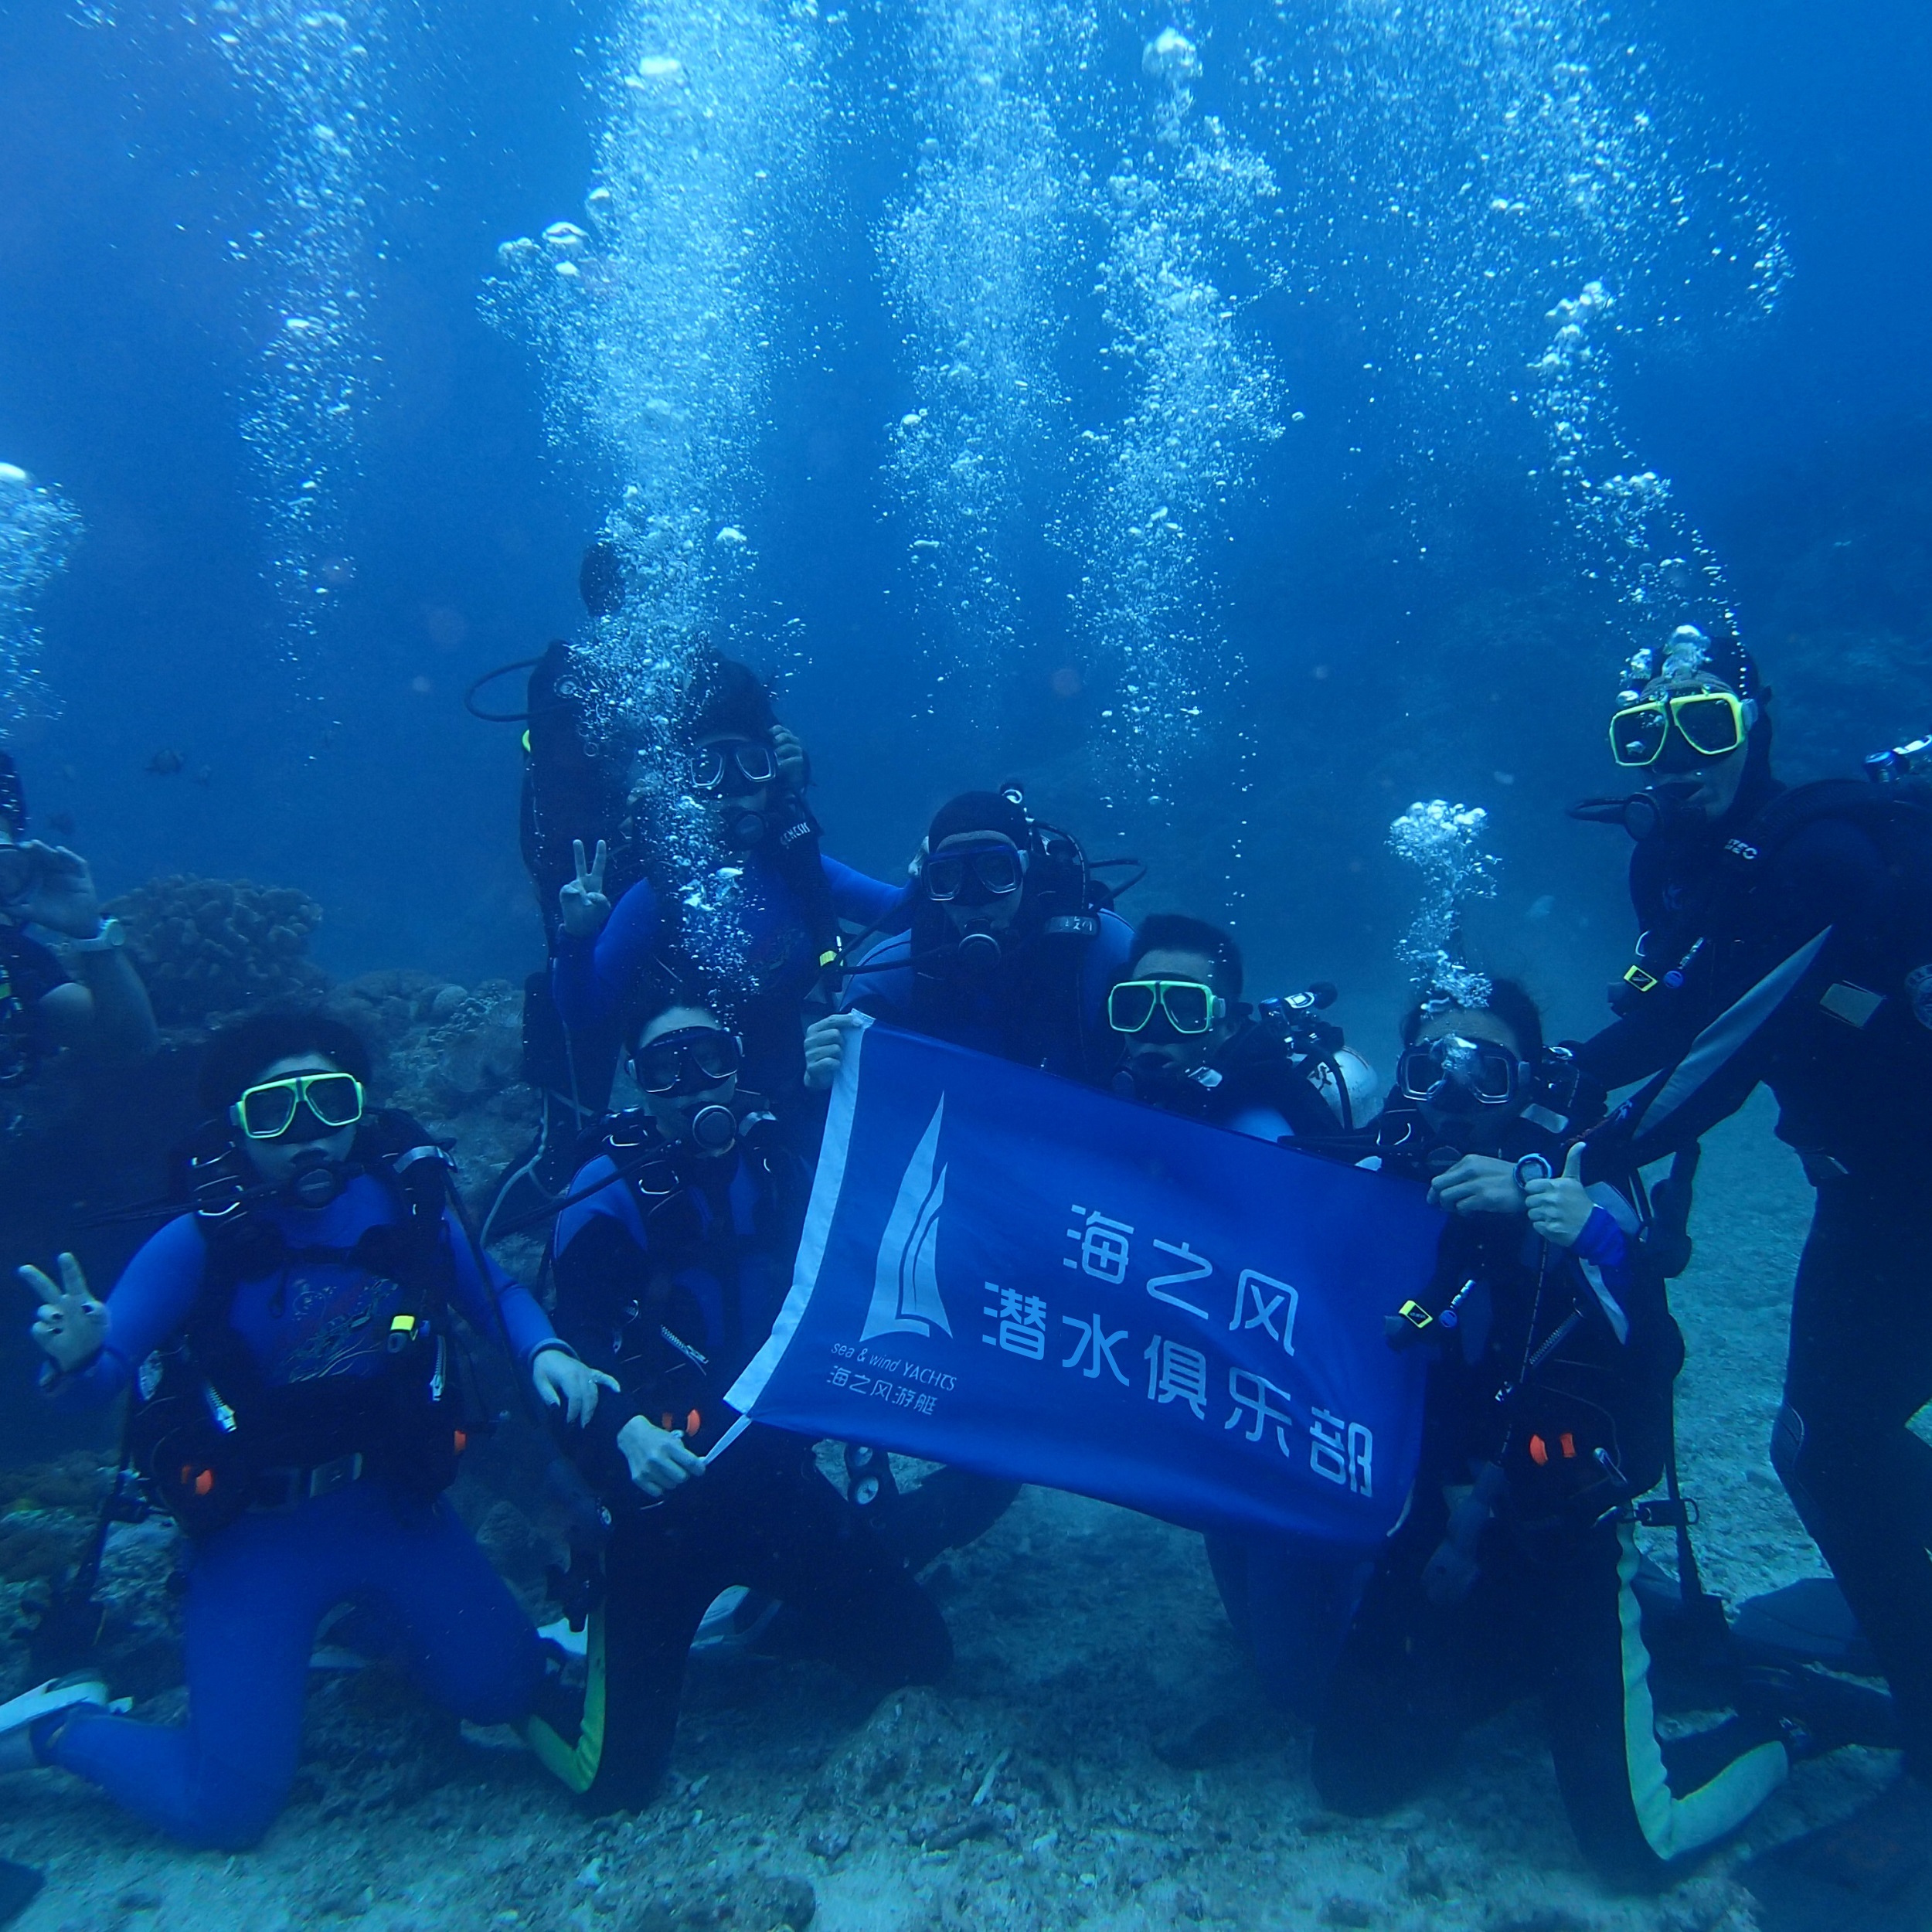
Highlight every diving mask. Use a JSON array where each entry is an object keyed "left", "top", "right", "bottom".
[
  {"left": 1610, "top": 685, "right": 1754, "bottom": 770},
  {"left": 923, "top": 842, "right": 1025, "bottom": 905},
  {"left": 233, "top": 1072, "right": 366, "bottom": 1141},
  {"left": 1396, "top": 1036, "right": 1523, "bottom": 1111},
  {"left": 634, "top": 1026, "right": 743, "bottom": 1097},
  {"left": 1107, "top": 978, "right": 1226, "bottom": 1037},
  {"left": 692, "top": 739, "right": 778, "bottom": 797}
]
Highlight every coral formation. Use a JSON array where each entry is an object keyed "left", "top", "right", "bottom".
[{"left": 104, "top": 874, "right": 327, "bottom": 1026}]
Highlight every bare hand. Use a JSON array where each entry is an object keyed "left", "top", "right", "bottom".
[
  {"left": 21, "top": 1252, "right": 109, "bottom": 1374},
  {"left": 532, "top": 1349, "right": 620, "bottom": 1426},
  {"left": 616, "top": 1414, "right": 706, "bottom": 1498},
  {"left": 13, "top": 844, "right": 101, "bottom": 939},
  {"left": 559, "top": 838, "right": 611, "bottom": 940},
  {"left": 1427, "top": 1155, "right": 1525, "bottom": 1219},
  {"left": 803, "top": 1012, "right": 862, "bottom": 1092},
  {"left": 1525, "top": 1143, "right": 1594, "bottom": 1250},
  {"left": 771, "top": 725, "right": 809, "bottom": 791}
]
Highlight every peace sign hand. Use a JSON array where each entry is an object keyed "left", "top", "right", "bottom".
[
  {"left": 559, "top": 838, "right": 611, "bottom": 940},
  {"left": 20, "top": 1252, "right": 109, "bottom": 1376}
]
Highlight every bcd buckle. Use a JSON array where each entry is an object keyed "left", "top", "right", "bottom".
[
  {"left": 307, "top": 1454, "right": 365, "bottom": 1500},
  {"left": 1636, "top": 1495, "right": 1699, "bottom": 1530}
]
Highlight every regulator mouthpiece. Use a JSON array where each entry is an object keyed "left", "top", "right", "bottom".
[
  {"left": 689, "top": 1103, "right": 740, "bottom": 1153},
  {"left": 955, "top": 927, "right": 1002, "bottom": 974}
]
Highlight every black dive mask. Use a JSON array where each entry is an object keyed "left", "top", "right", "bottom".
[{"left": 1400, "top": 1036, "right": 1530, "bottom": 1148}]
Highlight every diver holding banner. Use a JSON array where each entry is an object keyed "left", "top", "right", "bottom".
[{"left": 729, "top": 1015, "right": 1440, "bottom": 1548}]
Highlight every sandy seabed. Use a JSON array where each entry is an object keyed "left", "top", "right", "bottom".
[{"left": 0, "top": 1087, "right": 1906, "bottom": 1932}]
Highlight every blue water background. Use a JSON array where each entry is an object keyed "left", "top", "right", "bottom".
[{"left": 0, "top": 0, "right": 1927, "bottom": 1042}]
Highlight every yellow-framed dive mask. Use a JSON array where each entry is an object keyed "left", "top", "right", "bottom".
[{"left": 1609, "top": 687, "right": 1753, "bottom": 768}]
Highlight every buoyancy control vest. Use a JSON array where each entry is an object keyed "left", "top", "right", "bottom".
[
  {"left": 128, "top": 1110, "right": 478, "bottom": 1536},
  {"left": 561, "top": 1106, "right": 805, "bottom": 1455},
  {"left": 1117, "top": 1015, "right": 1355, "bottom": 1141},
  {"left": 1377, "top": 1105, "right": 1679, "bottom": 1569}
]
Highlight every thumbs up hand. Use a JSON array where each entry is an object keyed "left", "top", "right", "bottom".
[{"left": 1524, "top": 1142, "right": 1594, "bottom": 1249}]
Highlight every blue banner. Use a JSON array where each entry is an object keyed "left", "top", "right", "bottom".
[{"left": 727, "top": 1020, "right": 1441, "bottom": 1546}]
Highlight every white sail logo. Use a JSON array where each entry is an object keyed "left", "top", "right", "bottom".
[{"left": 862, "top": 1095, "right": 953, "bottom": 1342}]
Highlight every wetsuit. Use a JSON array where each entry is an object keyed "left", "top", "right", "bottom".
[
  {"left": 1574, "top": 773, "right": 1932, "bottom": 1784},
  {"left": 845, "top": 908, "right": 1135, "bottom": 1088},
  {"left": 531, "top": 1117, "right": 950, "bottom": 1811},
  {"left": 1314, "top": 1108, "right": 1787, "bottom": 1888},
  {"left": 554, "top": 849, "right": 904, "bottom": 1103},
  {"left": 39, "top": 1172, "right": 559, "bottom": 1849},
  {"left": 1119, "top": 1015, "right": 1369, "bottom": 1145}
]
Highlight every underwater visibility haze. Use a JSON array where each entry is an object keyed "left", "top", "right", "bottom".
[{"left": 0, "top": 0, "right": 1930, "bottom": 1924}]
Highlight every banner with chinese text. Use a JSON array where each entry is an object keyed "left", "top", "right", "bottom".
[{"left": 727, "top": 1019, "right": 1441, "bottom": 1546}]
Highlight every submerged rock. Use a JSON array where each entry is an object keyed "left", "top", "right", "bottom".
[{"left": 105, "top": 872, "right": 327, "bottom": 1025}]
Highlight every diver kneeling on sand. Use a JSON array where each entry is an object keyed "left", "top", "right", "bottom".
[
  {"left": 526, "top": 983, "right": 951, "bottom": 1813},
  {"left": 0, "top": 1009, "right": 612, "bottom": 1851},
  {"left": 1312, "top": 981, "right": 1792, "bottom": 1889}
]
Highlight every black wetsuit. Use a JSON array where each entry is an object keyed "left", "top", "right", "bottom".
[
  {"left": 1117, "top": 1015, "right": 1361, "bottom": 1143},
  {"left": 1574, "top": 770, "right": 1932, "bottom": 1784},
  {"left": 533, "top": 1114, "right": 951, "bottom": 1811},
  {"left": 1313, "top": 1107, "right": 1787, "bottom": 1887}
]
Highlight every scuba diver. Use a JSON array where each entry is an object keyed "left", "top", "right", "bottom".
[
  {"left": 1570, "top": 622, "right": 1932, "bottom": 1882},
  {"left": 1314, "top": 981, "right": 1793, "bottom": 1889},
  {"left": 0, "top": 1009, "right": 610, "bottom": 1849},
  {"left": 1105, "top": 911, "right": 1377, "bottom": 1136},
  {"left": 549, "top": 651, "right": 903, "bottom": 1126},
  {"left": 527, "top": 988, "right": 951, "bottom": 1811},
  {"left": 828, "top": 786, "right": 1133, "bottom": 1080},
  {"left": 1102, "top": 913, "right": 1378, "bottom": 1740},
  {"left": 803, "top": 786, "right": 1135, "bottom": 1567},
  {"left": 483, "top": 543, "right": 652, "bottom": 1238},
  {"left": 0, "top": 751, "right": 158, "bottom": 1077}
]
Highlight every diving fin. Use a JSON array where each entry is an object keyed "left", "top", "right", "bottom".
[
  {"left": 1733, "top": 1576, "right": 1880, "bottom": 1676},
  {"left": 1741, "top": 1777, "right": 1932, "bottom": 1932}
]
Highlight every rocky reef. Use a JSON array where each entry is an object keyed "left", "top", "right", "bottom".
[{"left": 103, "top": 874, "right": 328, "bottom": 1026}]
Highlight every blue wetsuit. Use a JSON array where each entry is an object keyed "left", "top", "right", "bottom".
[
  {"left": 554, "top": 854, "right": 904, "bottom": 1095},
  {"left": 43, "top": 1174, "right": 557, "bottom": 1849},
  {"left": 530, "top": 1124, "right": 948, "bottom": 1810}
]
